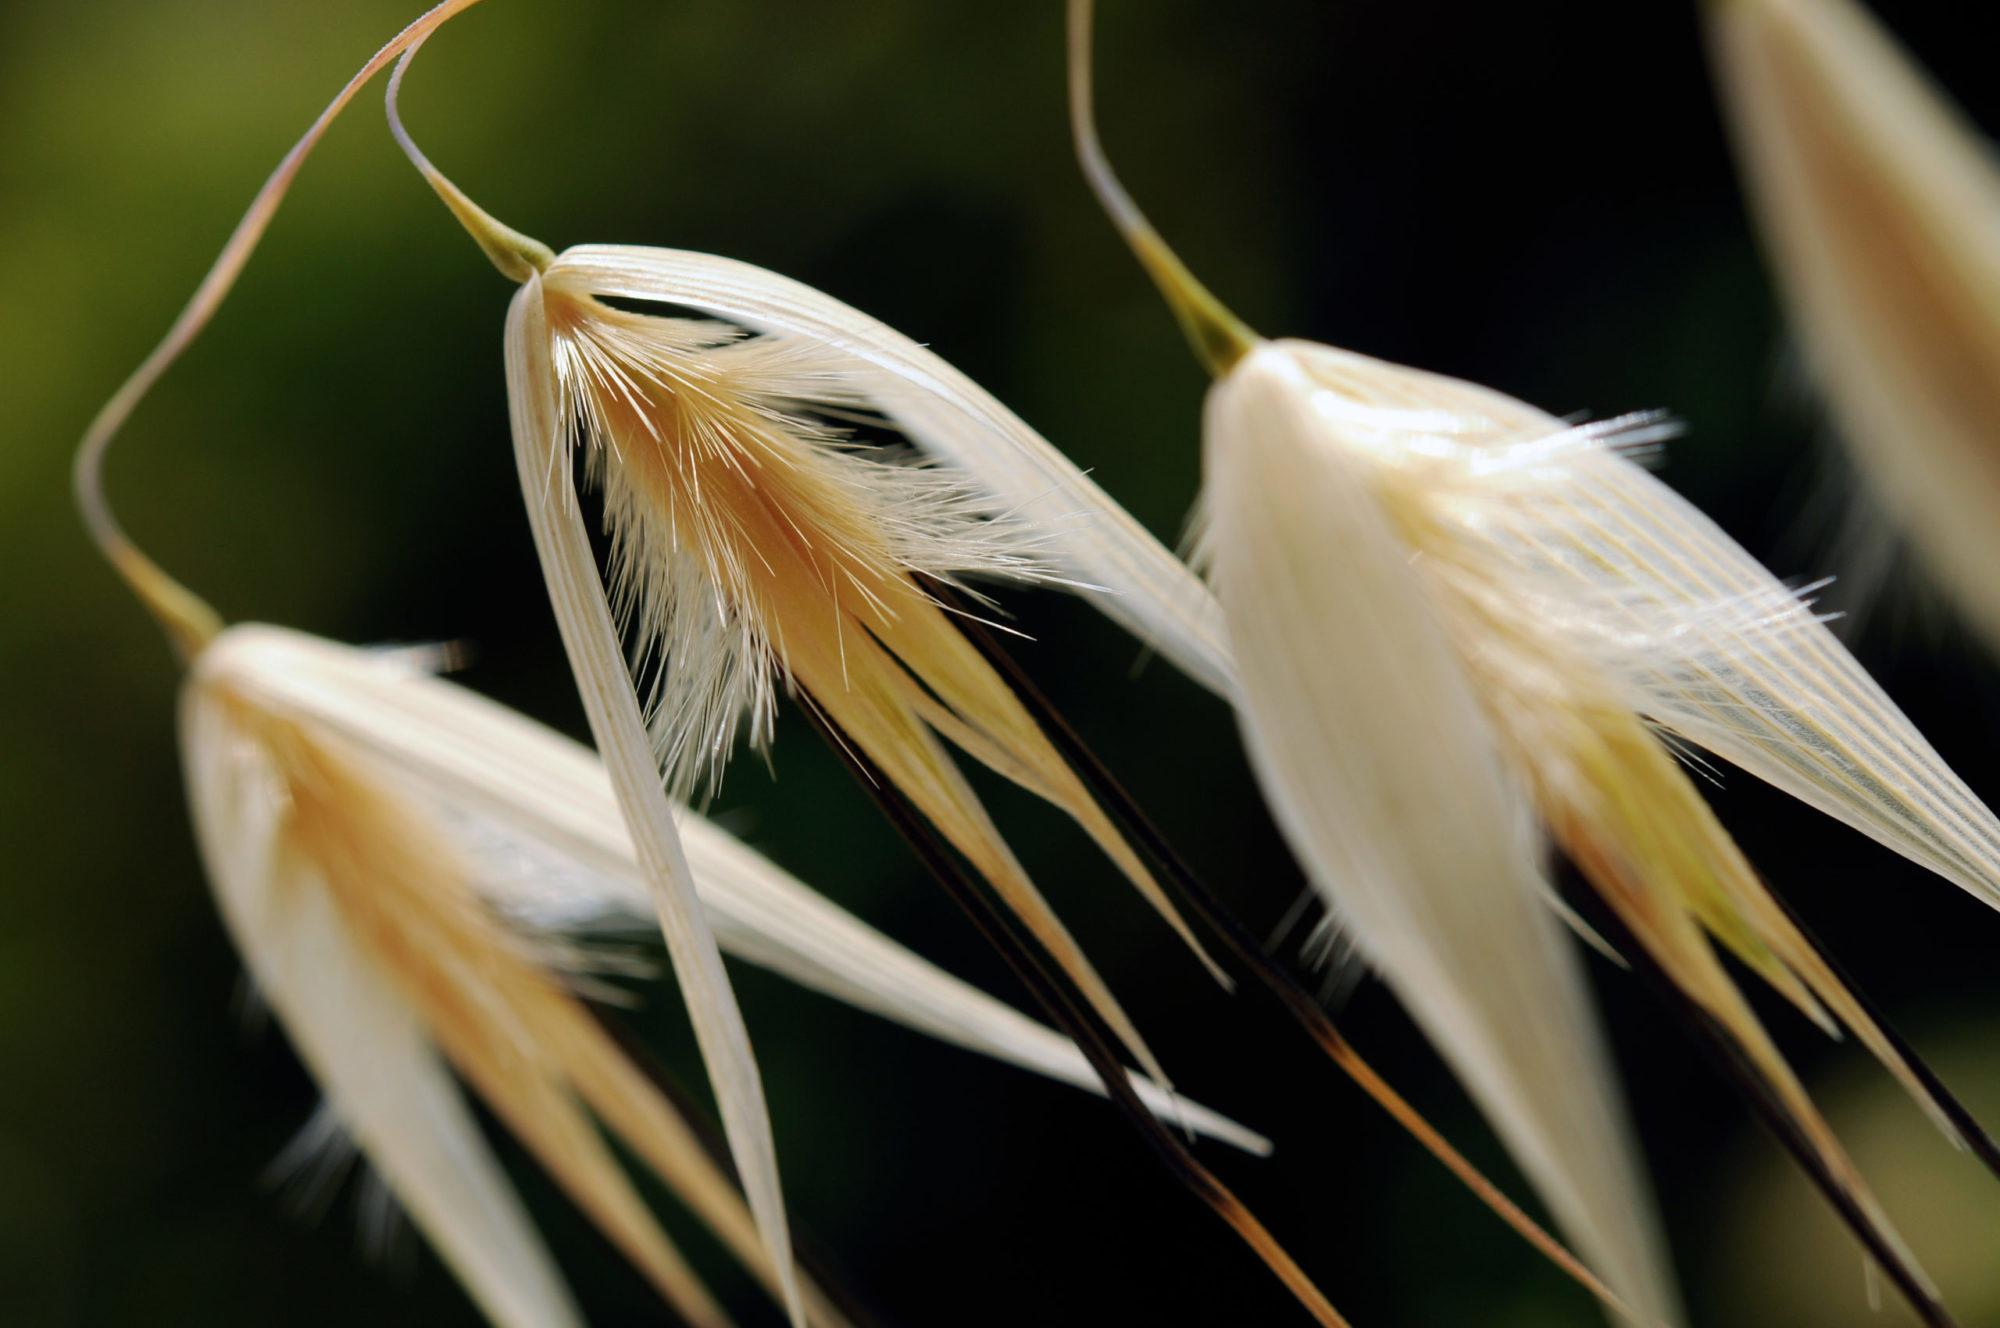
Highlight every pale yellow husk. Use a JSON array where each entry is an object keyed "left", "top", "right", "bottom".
[
  {"left": 1200, "top": 334, "right": 2000, "bottom": 1317},
  {"left": 492, "top": 239, "right": 1246, "bottom": 1109},
  {"left": 185, "top": 614, "right": 1266, "bottom": 1325}
]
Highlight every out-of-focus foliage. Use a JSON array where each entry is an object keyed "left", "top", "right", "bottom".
[{"left": 4, "top": 2, "right": 2000, "bottom": 1324}]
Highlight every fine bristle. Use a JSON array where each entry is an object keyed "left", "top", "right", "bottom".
[{"left": 546, "top": 295, "right": 1057, "bottom": 803}]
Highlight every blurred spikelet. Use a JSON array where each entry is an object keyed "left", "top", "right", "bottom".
[{"left": 1711, "top": 0, "right": 2000, "bottom": 653}]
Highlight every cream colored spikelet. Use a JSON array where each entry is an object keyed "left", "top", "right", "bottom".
[
  {"left": 380, "top": 39, "right": 1261, "bottom": 1276},
  {"left": 1201, "top": 349, "right": 1683, "bottom": 1328},
  {"left": 1710, "top": 0, "right": 2000, "bottom": 653},
  {"left": 187, "top": 624, "right": 827, "bottom": 1328},
  {"left": 1069, "top": 5, "right": 1675, "bottom": 1320},
  {"left": 178, "top": 620, "right": 1270, "bottom": 1327},
  {"left": 1072, "top": 2, "right": 2000, "bottom": 1324},
  {"left": 225, "top": 625, "right": 1271, "bottom": 1155},
  {"left": 96, "top": 616, "right": 1270, "bottom": 1327}
]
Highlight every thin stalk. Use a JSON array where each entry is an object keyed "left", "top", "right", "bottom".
[
  {"left": 1066, "top": 0, "right": 1256, "bottom": 377},
  {"left": 73, "top": 0, "right": 493, "bottom": 657},
  {"left": 385, "top": 35, "right": 551, "bottom": 283}
]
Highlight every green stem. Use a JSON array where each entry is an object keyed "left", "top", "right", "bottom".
[
  {"left": 75, "top": 0, "right": 497, "bottom": 660},
  {"left": 386, "top": 36, "right": 551, "bottom": 284},
  {"left": 1067, "top": 0, "right": 1257, "bottom": 377}
]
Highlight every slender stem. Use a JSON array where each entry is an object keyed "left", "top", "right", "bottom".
[
  {"left": 75, "top": 0, "right": 493, "bottom": 659},
  {"left": 1067, "top": 0, "right": 1257, "bottom": 377},
  {"left": 385, "top": 36, "right": 552, "bottom": 284}
]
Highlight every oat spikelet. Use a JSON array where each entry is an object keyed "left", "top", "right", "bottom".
[
  {"left": 529, "top": 277, "right": 1224, "bottom": 1073},
  {"left": 1070, "top": 5, "right": 1677, "bottom": 1321},
  {"left": 187, "top": 625, "right": 859, "bottom": 1328},
  {"left": 384, "top": 23, "right": 1242, "bottom": 1182},
  {"left": 1075, "top": 1, "right": 2000, "bottom": 1322},
  {"left": 233, "top": 625, "right": 1269, "bottom": 1155},
  {"left": 1262, "top": 348, "right": 1951, "bottom": 1298},
  {"left": 1711, "top": 0, "right": 2000, "bottom": 654},
  {"left": 1200, "top": 349, "right": 1681, "bottom": 1327}
]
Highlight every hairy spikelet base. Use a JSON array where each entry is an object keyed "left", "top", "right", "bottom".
[{"left": 545, "top": 298, "right": 1057, "bottom": 802}]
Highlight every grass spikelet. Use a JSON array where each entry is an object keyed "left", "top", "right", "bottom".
[
  {"left": 187, "top": 624, "right": 861, "bottom": 1328},
  {"left": 240, "top": 625, "right": 1270, "bottom": 1155},
  {"left": 1074, "top": 1, "right": 2000, "bottom": 1323},
  {"left": 520, "top": 273, "right": 1222, "bottom": 1071},
  {"left": 377, "top": 23, "right": 1308, "bottom": 1310},
  {"left": 1071, "top": 4, "right": 1678, "bottom": 1320},
  {"left": 1200, "top": 348, "right": 1681, "bottom": 1327},
  {"left": 1710, "top": 0, "right": 2000, "bottom": 654}
]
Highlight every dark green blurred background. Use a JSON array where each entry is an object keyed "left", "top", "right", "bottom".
[{"left": 7, "top": 1, "right": 2000, "bottom": 1324}]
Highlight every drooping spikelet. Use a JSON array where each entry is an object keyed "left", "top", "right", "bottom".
[
  {"left": 95, "top": 597, "right": 1268, "bottom": 1327},
  {"left": 1710, "top": 0, "right": 2000, "bottom": 654},
  {"left": 1209, "top": 343, "right": 1977, "bottom": 1311},
  {"left": 1073, "top": 2, "right": 2000, "bottom": 1323},
  {"left": 519, "top": 263, "right": 1231, "bottom": 1056},
  {"left": 234, "top": 623, "right": 1269, "bottom": 1155},
  {"left": 1199, "top": 347, "right": 1681, "bottom": 1327},
  {"left": 380, "top": 24, "right": 1274, "bottom": 1313},
  {"left": 186, "top": 623, "right": 841, "bottom": 1328}
]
